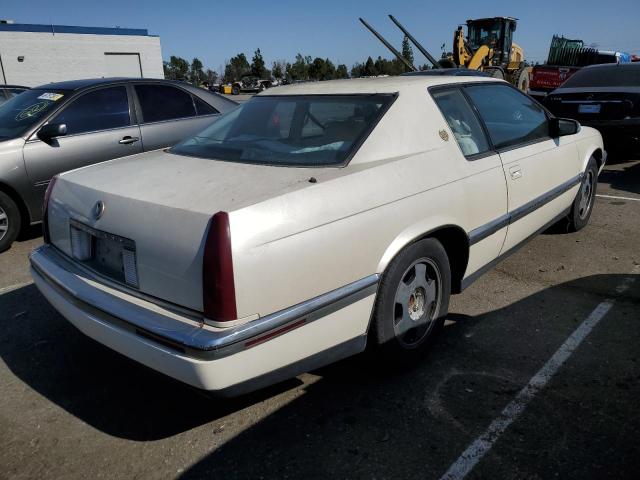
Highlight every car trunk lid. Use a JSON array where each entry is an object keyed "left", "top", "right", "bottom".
[
  {"left": 545, "top": 88, "right": 640, "bottom": 122},
  {"left": 47, "top": 150, "right": 326, "bottom": 314}
]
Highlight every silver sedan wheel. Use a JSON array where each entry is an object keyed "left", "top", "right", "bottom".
[
  {"left": 578, "top": 170, "right": 595, "bottom": 220},
  {"left": 393, "top": 257, "right": 442, "bottom": 348},
  {"left": 0, "top": 205, "right": 8, "bottom": 242}
]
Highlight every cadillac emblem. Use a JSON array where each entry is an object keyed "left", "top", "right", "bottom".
[
  {"left": 439, "top": 129, "right": 449, "bottom": 141},
  {"left": 93, "top": 201, "right": 105, "bottom": 220}
]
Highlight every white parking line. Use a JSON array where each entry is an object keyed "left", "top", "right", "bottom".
[
  {"left": 439, "top": 267, "right": 639, "bottom": 480},
  {"left": 596, "top": 194, "right": 640, "bottom": 202},
  {"left": 0, "top": 281, "right": 34, "bottom": 296}
]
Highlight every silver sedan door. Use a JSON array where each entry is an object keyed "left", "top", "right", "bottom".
[
  {"left": 133, "top": 83, "right": 220, "bottom": 151},
  {"left": 23, "top": 85, "right": 142, "bottom": 197}
]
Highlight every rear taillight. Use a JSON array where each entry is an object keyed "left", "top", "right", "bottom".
[
  {"left": 42, "top": 175, "right": 59, "bottom": 244},
  {"left": 202, "top": 211, "right": 237, "bottom": 322}
]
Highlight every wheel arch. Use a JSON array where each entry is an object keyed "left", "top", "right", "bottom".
[
  {"left": 0, "top": 180, "right": 31, "bottom": 231},
  {"left": 590, "top": 147, "right": 604, "bottom": 172},
  {"left": 377, "top": 224, "right": 470, "bottom": 295}
]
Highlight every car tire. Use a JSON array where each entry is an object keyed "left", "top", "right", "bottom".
[
  {"left": 0, "top": 191, "right": 21, "bottom": 253},
  {"left": 231, "top": 86, "right": 240, "bottom": 95},
  {"left": 372, "top": 238, "right": 451, "bottom": 360},
  {"left": 485, "top": 67, "right": 505, "bottom": 80},
  {"left": 566, "top": 156, "right": 598, "bottom": 232}
]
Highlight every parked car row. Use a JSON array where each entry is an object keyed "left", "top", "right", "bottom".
[
  {"left": 0, "top": 77, "right": 238, "bottom": 251},
  {"left": 28, "top": 75, "right": 604, "bottom": 395}
]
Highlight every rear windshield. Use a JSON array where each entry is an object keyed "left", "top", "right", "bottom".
[
  {"left": 561, "top": 65, "right": 640, "bottom": 88},
  {"left": 0, "top": 88, "right": 69, "bottom": 140},
  {"left": 170, "top": 94, "right": 395, "bottom": 167}
]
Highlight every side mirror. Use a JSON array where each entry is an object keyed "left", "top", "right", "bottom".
[
  {"left": 37, "top": 123, "right": 67, "bottom": 142},
  {"left": 549, "top": 117, "right": 580, "bottom": 138}
]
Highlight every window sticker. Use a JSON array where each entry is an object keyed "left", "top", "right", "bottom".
[
  {"left": 37, "top": 92, "right": 64, "bottom": 101},
  {"left": 15, "top": 102, "right": 50, "bottom": 121}
]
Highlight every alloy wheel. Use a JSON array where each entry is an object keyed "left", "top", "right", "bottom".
[
  {"left": 0, "top": 205, "right": 8, "bottom": 242},
  {"left": 393, "top": 257, "right": 442, "bottom": 349},
  {"left": 578, "top": 170, "right": 595, "bottom": 220}
]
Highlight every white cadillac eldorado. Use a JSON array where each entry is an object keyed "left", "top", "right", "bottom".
[{"left": 30, "top": 76, "right": 605, "bottom": 395}]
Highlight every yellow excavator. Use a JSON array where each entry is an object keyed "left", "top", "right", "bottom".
[{"left": 360, "top": 15, "right": 530, "bottom": 91}]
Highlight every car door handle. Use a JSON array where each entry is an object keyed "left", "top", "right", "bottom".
[
  {"left": 509, "top": 165, "right": 522, "bottom": 180},
  {"left": 119, "top": 136, "right": 140, "bottom": 145}
]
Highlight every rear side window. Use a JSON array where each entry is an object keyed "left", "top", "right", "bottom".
[
  {"left": 465, "top": 84, "right": 549, "bottom": 149},
  {"left": 135, "top": 84, "right": 196, "bottom": 123},
  {"left": 193, "top": 96, "right": 219, "bottom": 116},
  {"left": 431, "top": 89, "right": 490, "bottom": 157},
  {"left": 53, "top": 86, "right": 130, "bottom": 135}
]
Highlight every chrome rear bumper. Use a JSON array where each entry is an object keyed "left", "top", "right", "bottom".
[{"left": 30, "top": 245, "right": 377, "bottom": 393}]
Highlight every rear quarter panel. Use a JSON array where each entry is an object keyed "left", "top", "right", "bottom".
[{"left": 230, "top": 86, "right": 508, "bottom": 319}]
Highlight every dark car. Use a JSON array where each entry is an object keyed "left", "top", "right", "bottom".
[
  {"left": 0, "top": 77, "right": 238, "bottom": 252},
  {"left": 0, "top": 85, "right": 29, "bottom": 106},
  {"left": 543, "top": 63, "right": 640, "bottom": 152}
]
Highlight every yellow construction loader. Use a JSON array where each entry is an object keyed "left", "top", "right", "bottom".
[
  {"left": 360, "top": 15, "right": 530, "bottom": 91},
  {"left": 448, "top": 17, "right": 529, "bottom": 90}
]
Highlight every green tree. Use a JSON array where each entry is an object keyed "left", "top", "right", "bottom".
[
  {"left": 309, "top": 57, "right": 336, "bottom": 81},
  {"left": 251, "top": 48, "right": 269, "bottom": 79},
  {"left": 336, "top": 64, "right": 349, "bottom": 79},
  {"left": 363, "top": 56, "right": 377, "bottom": 76},
  {"left": 272, "top": 60, "right": 286, "bottom": 81},
  {"left": 401, "top": 35, "right": 414, "bottom": 71},
  {"left": 287, "top": 53, "right": 311, "bottom": 81},
  {"left": 163, "top": 55, "right": 189, "bottom": 80},
  {"left": 350, "top": 62, "right": 364, "bottom": 78},
  {"left": 190, "top": 57, "right": 205, "bottom": 84},
  {"left": 205, "top": 69, "right": 218, "bottom": 85},
  {"left": 224, "top": 53, "right": 250, "bottom": 82}
]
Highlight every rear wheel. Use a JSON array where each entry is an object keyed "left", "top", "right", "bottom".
[
  {"left": 372, "top": 238, "right": 451, "bottom": 359},
  {"left": 231, "top": 85, "right": 240, "bottom": 95},
  {"left": 566, "top": 157, "right": 598, "bottom": 232},
  {"left": 514, "top": 67, "right": 529, "bottom": 92},
  {"left": 0, "top": 191, "right": 21, "bottom": 253}
]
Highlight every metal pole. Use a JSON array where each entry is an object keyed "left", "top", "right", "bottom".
[
  {"left": 388, "top": 15, "right": 440, "bottom": 68},
  {"left": 359, "top": 18, "right": 417, "bottom": 72}
]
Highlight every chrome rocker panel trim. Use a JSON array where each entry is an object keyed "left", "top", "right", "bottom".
[{"left": 30, "top": 244, "right": 379, "bottom": 360}]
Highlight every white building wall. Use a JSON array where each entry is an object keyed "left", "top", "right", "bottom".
[{"left": 0, "top": 31, "right": 164, "bottom": 87}]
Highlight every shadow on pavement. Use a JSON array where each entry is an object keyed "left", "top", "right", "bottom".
[
  {"left": 598, "top": 161, "right": 640, "bottom": 196},
  {"left": 17, "top": 224, "right": 43, "bottom": 243},
  {"left": 1, "top": 272, "right": 638, "bottom": 471}
]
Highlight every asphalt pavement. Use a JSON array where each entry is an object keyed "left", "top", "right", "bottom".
[{"left": 0, "top": 158, "right": 638, "bottom": 479}]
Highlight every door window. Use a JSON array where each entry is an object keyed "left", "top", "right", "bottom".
[
  {"left": 464, "top": 84, "right": 549, "bottom": 149},
  {"left": 135, "top": 84, "right": 196, "bottom": 123},
  {"left": 52, "top": 87, "right": 130, "bottom": 135},
  {"left": 431, "top": 88, "right": 490, "bottom": 157}
]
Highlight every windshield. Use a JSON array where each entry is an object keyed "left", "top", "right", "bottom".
[
  {"left": 0, "top": 89, "right": 69, "bottom": 140},
  {"left": 561, "top": 65, "right": 640, "bottom": 88},
  {"left": 170, "top": 94, "right": 395, "bottom": 167}
]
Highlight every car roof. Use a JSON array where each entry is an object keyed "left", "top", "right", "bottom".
[
  {"left": 30, "top": 77, "right": 192, "bottom": 91},
  {"left": 581, "top": 62, "right": 640, "bottom": 71},
  {"left": 1, "top": 84, "right": 29, "bottom": 89},
  {"left": 259, "top": 74, "right": 499, "bottom": 96},
  {"left": 401, "top": 69, "right": 489, "bottom": 77}
]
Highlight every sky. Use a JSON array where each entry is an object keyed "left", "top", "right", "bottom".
[{"left": 2, "top": 0, "right": 639, "bottom": 73}]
